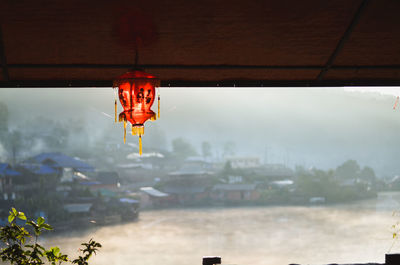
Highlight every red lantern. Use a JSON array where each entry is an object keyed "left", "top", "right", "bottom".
[{"left": 113, "top": 69, "right": 160, "bottom": 155}]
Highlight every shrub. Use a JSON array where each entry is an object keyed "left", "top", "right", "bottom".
[{"left": 0, "top": 208, "right": 101, "bottom": 265}]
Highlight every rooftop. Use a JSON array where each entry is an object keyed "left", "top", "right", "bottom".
[{"left": 30, "top": 152, "right": 94, "bottom": 172}]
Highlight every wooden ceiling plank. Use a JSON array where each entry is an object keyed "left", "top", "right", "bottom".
[
  {"left": 7, "top": 64, "right": 322, "bottom": 70},
  {"left": 317, "top": 0, "right": 370, "bottom": 80},
  {"left": 7, "top": 64, "right": 400, "bottom": 70},
  {"left": 0, "top": 24, "right": 9, "bottom": 81}
]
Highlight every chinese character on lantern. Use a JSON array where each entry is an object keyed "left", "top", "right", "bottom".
[{"left": 113, "top": 69, "right": 160, "bottom": 155}]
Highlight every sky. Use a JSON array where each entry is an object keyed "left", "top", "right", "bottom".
[{"left": 1, "top": 86, "right": 400, "bottom": 176}]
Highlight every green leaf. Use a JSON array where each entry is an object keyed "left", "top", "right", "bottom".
[
  {"left": 37, "top": 217, "right": 45, "bottom": 226},
  {"left": 51, "top": 247, "right": 60, "bottom": 255},
  {"left": 60, "top": 254, "right": 68, "bottom": 261},
  {"left": 36, "top": 244, "right": 45, "bottom": 251},
  {"left": 26, "top": 220, "right": 37, "bottom": 227},
  {"left": 8, "top": 214, "right": 15, "bottom": 223},
  {"left": 41, "top": 223, "right": 53, "bottom": 230},
  {"left": 17, "top": 212, "right": 27, "bottom": 221}
]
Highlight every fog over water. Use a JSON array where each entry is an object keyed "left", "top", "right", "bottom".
[{"left": 45, "top": 192, "right": 400, "bottom": 265}]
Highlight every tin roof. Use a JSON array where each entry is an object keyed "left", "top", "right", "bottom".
[
  {"left": 213, "top": 184, "right": 257, "bottom": 191},
  {"left": 0, "top": 163, "right": 21, "bottom": 177},
  {"left": 31, "top": 152, "right": 94, "bottom": 172},
  {"left": 140, "top": 187, "right": 169, "bottom": 197},
  {"left": 19, "top": 163, "right": 57, "bottom": 175}
]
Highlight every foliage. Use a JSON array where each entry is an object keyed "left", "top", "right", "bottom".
[
  {"left": 222, "top": 141, "right": 235, "bottom": 157},
  {"left": 259, "top": 189, "right": 291, "bottom": 204},
  {"left": 295, "top": 165, "right": 376, "bottom": 203},
  {"left": 7, "top": 131, "right": 22, "bottom": 166},
  {"left": 0, "top": 101, "right": 8, "bottom": 134},
  {"left": 0, "top": 208, "right": 101, "bottom": 265},
  {"left": 360, "top": 166, "right": 376, "bottom": 182},
  {"left": 220, "top": 161, "right": 244, "bottom": 178},
  {"left": 172, "top": 137, "right": 197, "bottom": 159},
  {"left": 335, "top": 159, "right": 360, "bottom": 180},
  {"left": 71, "top": 240, "right": 101, "bottom": 265},
  {"left": 335, "top": 160, "right": 377, "bottom": 184},
  {"left": 201, "top": 141, "right": 212, "bottom": 158},
  {"left": 14, "top": 193, "right": 68, "bottom": 223},
  {"left": 390, "top": 212, "right": 400, "bottom": 253},
  {"left": 223, "top": 161, "right": 234, "bottom": 175}
]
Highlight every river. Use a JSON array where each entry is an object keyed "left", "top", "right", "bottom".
[{"left": 44, "top": 192, "right": 400, "bottom": 265}]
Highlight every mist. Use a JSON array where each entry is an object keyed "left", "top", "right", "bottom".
[
  {"left": 44, "top": 193, "right": 399, "bottom": 265},
  {"left": 2, "top": 87, "right": 400, "bottom": 265},
  {"left": 1, "top": 87, "right": 400, "bottom": 176}
]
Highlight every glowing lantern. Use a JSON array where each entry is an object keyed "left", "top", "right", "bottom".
[{"left": 113, "top": 69, "right": 160, "bottom": 155}]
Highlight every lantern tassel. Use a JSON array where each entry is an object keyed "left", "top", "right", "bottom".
[
  {"left": 158, "top": 93, "right": 161, "bottom": 118},
  {"left": 139, "top": 135, "right": 143, "bottom": 156},
  {"left": 123, "top": 120, "right": 127, "bottom": 144},
  {"left": 114, "top": 99, "right": 117, "bottom": 123}
]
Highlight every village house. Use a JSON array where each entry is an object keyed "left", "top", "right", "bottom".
[
  {"left": 212, "top": 184, "right": 260, "bottom": 201},
  {"left": 79, "top": 171, "right": 121, "bottom": 193},
  {"left": 139, "top": 187, "right": 171, "bottom": 208},
  {"left": 162, "top": 157, "right": 216, "bottom": 205},
  {"left": 27, "top": 152, "right": 95, "bottom": 182},
  {"left": 227, "top": 157, "right": 261, "bottom": 169},
  {"left": 115, "top": 162, "right": 159, "bottom": 188},
  {"left": 15, "top": 162, "right": 58, "bottom": 192},
  {"left": 162, "top": 179, "right": 209, "bottom": 205},
  {"left": 0, "top": 163, "right": 20, "bottom": 200},
  {"left": 168, "top": 156, "right": 215, "bottom": 179}
]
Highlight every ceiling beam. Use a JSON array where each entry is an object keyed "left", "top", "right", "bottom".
[
  {"left": 317, "top": 0, "right": 371, "bottom": 80},
  {"left": 1, "top": 79, "right": 400, "bottom": 88},
  {"left": 7, "top": 64, "right": 321, "bottom": 70}
]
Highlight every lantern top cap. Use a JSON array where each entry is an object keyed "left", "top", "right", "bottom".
[
  {"left": 113, "top": 69, "right": 160, "bottom": 88},
  {"left": 116, "top": 69, "right": 157, "bottom": 80}
]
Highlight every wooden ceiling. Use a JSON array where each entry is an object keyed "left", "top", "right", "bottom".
[{"left": 0, "top": 0, "right": 399, "bottom": 87}]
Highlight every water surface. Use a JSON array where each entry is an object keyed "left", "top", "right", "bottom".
[{"left": 46, "top": 192, "right": 400, "bottom": 265}]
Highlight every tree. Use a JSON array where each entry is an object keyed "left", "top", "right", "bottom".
[
  {"left": 172, "top": 137, "right": 197, "bottom": 159},
  {"left": 0, "top": 101, "right": 8, "bottom": 134},
  {"left": 295, "top": 165, "right": 307, "bottom": 177},
  {"left": 335, "top": 159, "right": 360, "bottom": 180},
  {"left": 222, "top": 141, "right": 236, "bottom": 157},
  {"left": 7, "top": 130, "right": 22, "bottom": 165},
  {"left": 224, "top": 161, "right": 233, "bottom": 173},
  {"left": 296, "top": 169, "right": 335, "bottom": 198},
  {"left": 0, "top": 102, "right": 9, "bottom": 151},
  {"left": 201, "top": 141, "right": 212, "bottom": 158},
  {"left": 360, "top": 166, "right": 376, "bottom": 183}
]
